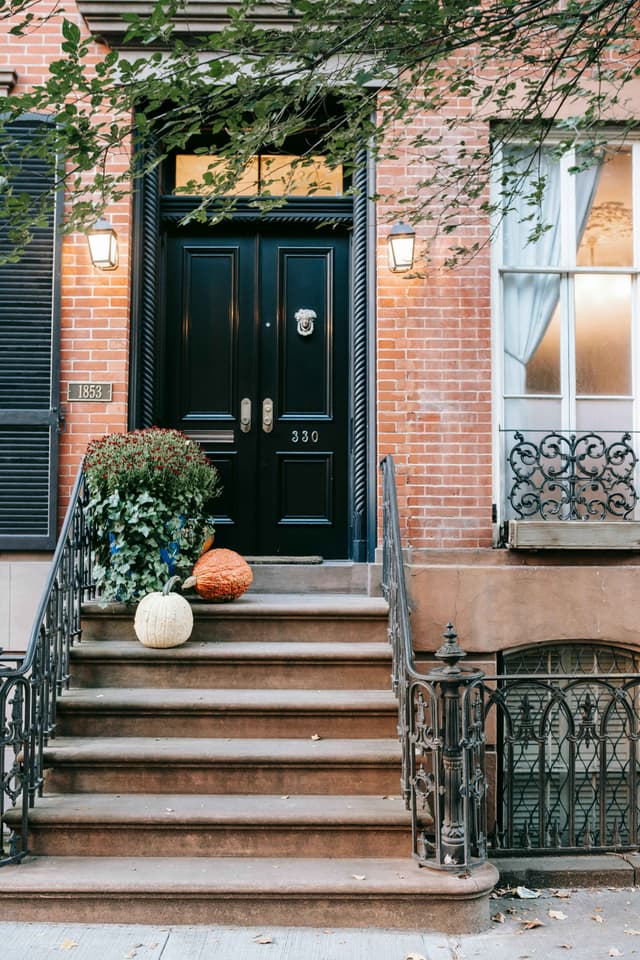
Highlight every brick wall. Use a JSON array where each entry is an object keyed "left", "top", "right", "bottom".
[
  {"left": 3, "top": 8, "right": 497, "bottom": 549},
  {"left": 2, "top": 3, "right": 132, "bottom": 519},
  {"left": 376, "top": 115, "right": 494, "bottom": 548}
]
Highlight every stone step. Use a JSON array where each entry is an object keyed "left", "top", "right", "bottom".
[
  {"left": 81, "top": 593, "right": 389, "bottom": 645},
  {"left": 44, "top": 737, "right": 402, "bottom": 795},
  {"left": 14, "top": 793, "right": 413, "bottom": 858},
  {"left": 69, "top": 640, "right": 392, "bottom": 690},
  {"left": 57, "top": 688, "right": 398, "bottom": 738},
  {"left": 0, "top": 855, "right": 499, "bottom": 931},
  {"left": 247, "top": 561, "right": 380, "bottom": 595}
]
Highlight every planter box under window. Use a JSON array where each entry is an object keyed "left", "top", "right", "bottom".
[{"left": 508, "top": 520, "right": 640, "bottom": 550}]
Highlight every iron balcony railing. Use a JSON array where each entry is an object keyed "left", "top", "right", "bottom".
[
  {"left": 503, "top": 429, "right": 639, "bottom": 520},
  {"left": 0, "top": 462, "right": 92, "bottom": 865}
]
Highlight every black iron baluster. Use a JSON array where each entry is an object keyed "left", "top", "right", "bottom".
[{"left": 0, "top": 463, "right": 93, "bottom": 866}]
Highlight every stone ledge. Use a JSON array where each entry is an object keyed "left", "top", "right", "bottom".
[{"left": 492, "top": 854, "right": 636, "bottom": 888}]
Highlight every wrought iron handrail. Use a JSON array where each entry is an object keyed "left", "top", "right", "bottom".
[
  {"left": 0, "top": 461, "right": 93, "bottom": 865},
  {"left": 380, "top": 455, "right": 487, "bottom": 870}
]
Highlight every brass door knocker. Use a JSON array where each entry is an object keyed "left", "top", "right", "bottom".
[{"left": 295, "top": 307, "right": 316, "bottom": 337}]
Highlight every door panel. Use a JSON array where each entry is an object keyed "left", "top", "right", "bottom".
[{"left": 164, "top": 226, "right": 349, "bottom": 558}]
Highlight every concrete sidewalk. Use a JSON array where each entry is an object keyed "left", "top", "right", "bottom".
[{"left": 2, "top": 887, "right": 639, "bottom": 960}]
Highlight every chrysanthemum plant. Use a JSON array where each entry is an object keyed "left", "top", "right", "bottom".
[{"left": 84, "top": 428, "right": 221, "bottom": 603}]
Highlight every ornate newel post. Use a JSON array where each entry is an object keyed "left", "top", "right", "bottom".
[{"left": 421, "top": 623, "right": 486, "bottom": 868}]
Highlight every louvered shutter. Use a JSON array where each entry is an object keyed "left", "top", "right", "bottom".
[{"left": 0, "top": 114, "right": 61, "bottom": 549}]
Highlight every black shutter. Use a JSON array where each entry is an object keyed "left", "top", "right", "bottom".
[{"left": 0, "top": 115, "right": 61, "bottom": 549}]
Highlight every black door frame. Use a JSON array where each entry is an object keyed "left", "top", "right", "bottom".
[{"left": 128, "top": 161, "right": 375, "bottom": 561}]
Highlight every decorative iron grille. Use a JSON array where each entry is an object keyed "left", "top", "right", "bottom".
[
  {"left": 485, "top": 644, "right": 640, "bottom": 854},
  {"left": 0, "top": 463, "right": 92, "bottom": 865},
  {"left": 503, "top": 430, "right": 638, "bottom": 520}
]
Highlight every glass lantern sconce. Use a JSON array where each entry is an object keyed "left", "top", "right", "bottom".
[
  {"left": 87, "top": 218, "right": 119, "bottom": 270},
  {"left": 387, "top": 221, "right": 416, "bottom": 273}
]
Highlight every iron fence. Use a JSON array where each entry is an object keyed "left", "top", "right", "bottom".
[
  {"left": 482, "top": 660, "right": 640, "bottom": 854},
  {"left": 502, "top": 429, "right": 638, "bottom": 520},
  {"left": 0, "top": 463, "right": 92, "bottom": 865}
]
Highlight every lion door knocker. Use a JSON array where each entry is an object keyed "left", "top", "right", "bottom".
[{"left": 295, "top": 307, "right": 316, "bottom": 337}]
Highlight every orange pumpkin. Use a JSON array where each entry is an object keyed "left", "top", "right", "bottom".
[{"left": 184, "top": 548, "right": 253, "bottom": 602}]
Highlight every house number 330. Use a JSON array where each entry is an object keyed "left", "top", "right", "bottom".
[{"left": 291, "top": 430, "right": 319, "bottom": 444}]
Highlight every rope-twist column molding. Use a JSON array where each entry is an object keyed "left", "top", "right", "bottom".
[
  {"left": 140, "top": 148, "right": 160, "bottom": 428},
  {"left": 351, "top": 154, "right": 368, "bottom": 557}
]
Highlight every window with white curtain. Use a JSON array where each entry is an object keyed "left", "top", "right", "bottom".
[{"left": 494, "top": 141, "right": 640, "bottom": 525}]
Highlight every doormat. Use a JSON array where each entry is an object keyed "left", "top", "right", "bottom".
[{"left": 245, "top": 556, "right": 323, "bottom": 564}]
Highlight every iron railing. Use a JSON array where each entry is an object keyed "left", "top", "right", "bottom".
[
  {"left": 381, "top": 455, "right": 640, "bottom": 861},
  {"left": 483, "top": 657, "right": 640, "bottom": 854},
  {"left": 503, "top": 429, "right": 638, "bottom": 520},
  {"left": 0, "top": 463, "right": 92, "bottom": 865},
  {"left": 380, "top": 455, "right": 488, "bottom": 869}
]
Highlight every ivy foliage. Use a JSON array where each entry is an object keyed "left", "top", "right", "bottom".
[
  {"left": 1, "top": 0, "right": 640, "bottom": 261},
  {"left": 85, "top": 428, "right": 221, "bottom": 603}
]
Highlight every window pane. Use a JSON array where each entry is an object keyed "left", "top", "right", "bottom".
[
  {"left": 502, "top": 148, "right": 561, "bottom": 266},
  {"left": 260, "top": 155, "right": 343, "bottom": 196},
  {"left": 575, "top": 274, "right": 631, "bottom": 395},
  {"left": 175, "top": 155, "right": 259, "bottom": 195},
  {"left": 576, "top": 399, "right": 633, "bottom": 432},
  {"left": 503, "top": 273, "right": 561, "bottom": 394},
  {"left": 174, "top": 154, "right": 343, "bottom": 197},
  {"left": 504, "top": 397, "right": 562, "bottom": 431},
  {"left": 577, "top": 149, "right": 633, "bottom": 267}
]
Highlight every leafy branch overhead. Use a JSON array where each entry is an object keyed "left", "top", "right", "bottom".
[{"left": 2, "top": 0, "right": 640, "bottom": 259}]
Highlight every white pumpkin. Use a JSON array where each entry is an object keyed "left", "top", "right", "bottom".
[{"left": 134, "top": 576, "right": 193, "bottom": 648}]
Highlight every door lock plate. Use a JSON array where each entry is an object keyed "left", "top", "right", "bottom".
[
  {"left": 262, "top": 397, "right": 274, "bottom": 433},
  {"left": 240, "top": 398, "right": 252, "bottom": 433}
]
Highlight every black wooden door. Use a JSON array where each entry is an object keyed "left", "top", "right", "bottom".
[{"left": 164, "top": 226, "right": 350, "bottom": 558}]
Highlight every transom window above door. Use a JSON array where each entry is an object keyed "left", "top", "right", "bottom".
[
  {"left": 174, "top": 152, "right": 344, "bottom": 197},
  {"left": 494, "top": 140, "right": 640, "bottom": 544}
]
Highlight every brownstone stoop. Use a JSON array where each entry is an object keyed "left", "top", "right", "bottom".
[{"left": 0, "top": 563, "right": 497, "bottom": 931}]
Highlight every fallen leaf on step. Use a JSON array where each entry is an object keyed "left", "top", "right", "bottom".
[
  {"left": 521, "top": 918, "right": 545, "bottom": 930},
  {"left": 560, "top": 945, "right": 573, "bottom": 950},
  {"left": 311, "top": 734, "right": 322, "bottom": 741},
  {"left": 626, "top": 929, "right": 640, "bottom": 935},
  {"left": 405, "top": 953, "right": 426, "bottom": 960},
  {"left": 124, "top": 951, "right": 136, "bottom": 959},
  {"left": 60, "top": 940, "right": 79, "bottom": 951},
  {"left": 609, "top": 949, "right": 623, "bottom": 957},
  {"left": 280, "top": 795, "right": 289, "bottom": 800},
  {"left": 492, "top": 912, "right": 506, "bottom": 923},
  {"left": 593, "top": 915, "right": 604, "bottom": 923},
  {"left": 253, "top": 935, "right": 273, "bottom": 944},
  {"left": 549, "top": 909, "right": 568, "bottom": 920},
  {"left": 352, "top": 874, "right": 366, "bottom": 880},
  {"left": 516, "top": 885, "right": 541, "bottom": 899}
]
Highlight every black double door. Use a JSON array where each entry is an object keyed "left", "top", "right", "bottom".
[{"left": 163, "top": 226, "right": 350, "bottom": 558}]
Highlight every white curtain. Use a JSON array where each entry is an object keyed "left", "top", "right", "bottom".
[{"left": 503, "top": 149, "right": 600, "bottom": 394}]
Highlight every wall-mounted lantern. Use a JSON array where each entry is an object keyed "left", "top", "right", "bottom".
[
  {"left": 86, "top": 218, "right": 119, "bottom": 270},
  {"left": 387, "top": 221, "right": 416, "bottom": 273}
]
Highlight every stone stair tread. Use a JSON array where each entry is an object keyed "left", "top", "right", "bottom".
[
  {"left": 70, "top": 640, "right": 392, "bottom": 660},
  {"left": 0, "top": 855, "right": 496, "bottom": 898},
  {"left": 21, "top": 793, "right": 410, "bottom": 826},
  {"left": 83, "top": 593, "right": 389, "bottom": 618},
  {"left": 58, "top": 688, "right": 396, "bottom": 711},
  {"left": 44, "top": 736, "right": 402, "bottom": 764}
]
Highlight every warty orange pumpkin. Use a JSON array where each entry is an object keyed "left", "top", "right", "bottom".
[{"left": 183, "top": 548, "right": 253, "bottom": 602}]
